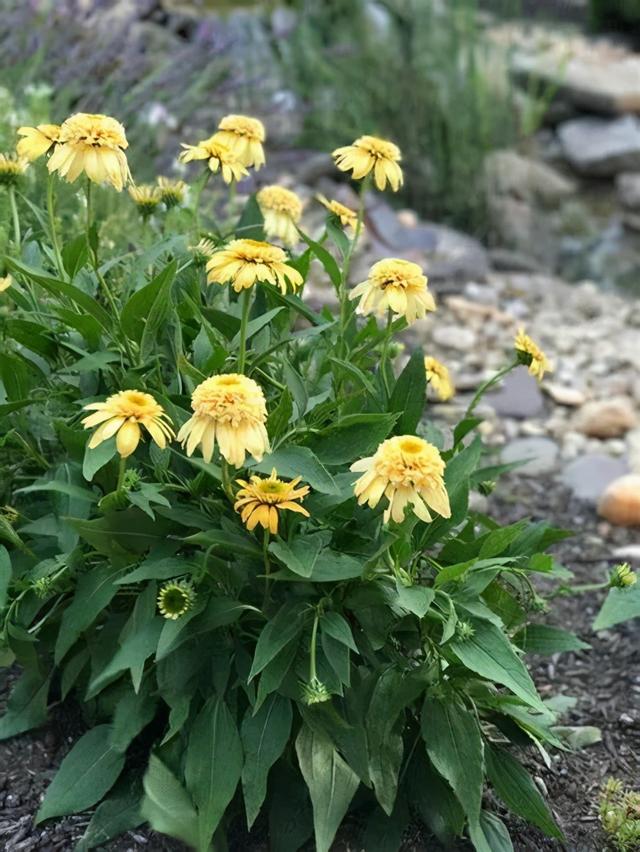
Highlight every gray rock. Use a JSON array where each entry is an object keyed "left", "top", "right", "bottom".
[
  {"left": 488, "top": 248, "right": 543, "bottom": 273},
  {"left": 431, "top": 325, "right": 477, "bottom": 352},
  {"left": 574, "top": 397, "right": 637, "bottom": 439},
  {"left": 616, "top": 172, "right": 640, "bottom": 209},
  {"left": 562, "top": 454, "right": 629, "bottom": 504},
  {"left": 558, "top": 115, "right": 640, "bottom": 177},
  {"left": 484, "top": 149, "right": 576, "bottom": 206},
  {"left": 488, "top": 366, "right": 545, "bottom": 419},
  {"left": 501, "top": 437, "right": 560, "bottom": 476}
]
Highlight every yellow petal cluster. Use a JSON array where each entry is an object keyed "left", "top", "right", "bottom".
[
  {"left": 206, "top": 238, "right": 303, "bottom": 294},
  {"left": 0, "top": 153, "right": 28, "bottom": 186},
  {"left": 514, "top": 328, "right": 551, "bottom": 381},
  {"left": 16, "top": 124, "right": 61, "bottom": 161},
  {"left": 128, "top": 184, "right": 162, "bottom": 215},
  {"left": 351, "top": 435, "right": 451, "bottom": 524},
  {"left": 82, "top": 390, "right": 174, "bottom": 458},
  {"left": 177, "top": 373, "right": 270, "bottom": 468},
  {"left": 257, "top": 185, "right": 303, "bottom": 246},
  {"left": 350, "top": 258, "right": 435, "bottom": 324},
  {"left": 317, "top": 194, "right": 359, "bottom": 232},
  {"left": 178, "top": 134, "right": 248, "bottom": 184},
  {"left": 216, "top": 114, "right": 266, "bottom": 169},
  {"left": 234, "top": 468, "right": 310, "bottom": 534},
  {"left": 425, "top": 356, "right": 455, "bottom": 401},
  {"left": 0, "top": 275, "right": 12, "bottom": 293},
  {"left": 156, "top": 175, "right": 187, "bottom": 207},
  {"left": 333, "top": 135, "right": 403, "bottom": 191}
]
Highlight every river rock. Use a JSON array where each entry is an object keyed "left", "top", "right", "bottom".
[
  {"left": 501, "top": 437, "right": 559, "bottom": 476},
  {"left": 544, "top": 383, "right": 587, "bottom": 408},
  {"left": 616, "top": 172, "right": 640, "bottom": 209},
  {"left": 574, "top": 397, "right": 637, "bottom": 439},
  {"left": 563, "top": 454, "right": 630, "bottom": 503},
  {"left": 431, "top": 324, "right": 477, "bottom": 351},
  {"left": 558, "top": 116, "right": 640, "bottom": 177},
  {"left": 598, "top": 474, "right": 640, "bottom": 526},
  {"left": 488, "top": 367, "right": 545, "bottom": 419},
  {"left": 485, "top": 149, "right": 576, "bottom": 205}
]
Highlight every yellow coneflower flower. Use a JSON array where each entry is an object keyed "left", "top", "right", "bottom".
[
  {"left": 609, "top": 562, "right": 637, "bottom": 589},
  {"left": 215, "top": 114, "right": 266, "bottom": 170},
  {"left": 177, "top": 373, "right": 270, "bottom": 468},
  {"left": 178, "top": 134, "right": 248, "bottom": 184},
  {"left": 157, "top": 580, "right": 196, "bottom": 620},
  {"left": 206, "top": 239, "right": 303, "bottom": 294},
  {"left": 128, "top": 184, "right": 162, "bottom": 217},
  {"left": 333, "top": 135, "right": 403, "bottom": 191},
  {"left": 350, "top": 258, "right": 435, "bottom": 324},
  {"left": 316, "top": 194, "right": 359, "bottom": 232},
  {"left": 514, "top": 328, "right": 551, "bottom": 381},
  {"left": 351, "top": 435, "right": 451, "bottom": 524},
  {"left": 0, "top": 153, "right": 28, "bottom": 186},
  {"left": 234, "top": 468, "right": 310, "bottom": 534},
  {"left": 0, "top": 275, "right": 12, "bottom": 292},
  {"left": 190, "top": 237, "right": 218, "bottom": 265},
  {"left": 425, "top": 356, "right": 455, "bottom": 402},
  {"left": 82, "top": 390, "right": 175, "bottom": 458},
  {"left": 16, "top": 123, "right": 61, "bottom": 161},
  {"left": 257, "top": 185, "right": 303, "bottom": 246},
  {"left": 25, "top": 113, "right": 131, "bottom": 191},
  {"left": 156, "top": 175, "right": 187, "bottom": 208}
]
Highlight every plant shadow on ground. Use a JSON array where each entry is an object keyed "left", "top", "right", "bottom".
[{"left": 1, "top": 473, "right": 636, "bottom": 852}]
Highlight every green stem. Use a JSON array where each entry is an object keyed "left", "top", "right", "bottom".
[
  {"left": 309, "top": 609, "right": 320, "bottom": 682},
  {"left": 464, "top": 360, "right": 519, "bottom": 421},
  {"left": 262, "top": 528, "right": 271, "bottom": 610},
  {"left": 380, "top": 309, "right": 394, "bottom": 398},
  {"left": 116, "top": 456, "right": 127, "bottom": 491},
  {"left": 337, "top": 176, "right": 368, "bottom": 350},
  {"left": 221, "top": 460, "right": 235, "bottom": 503},
  {"left": 237, "top": 288, "right": 252, "bottom": 373},
  {"left": 193, "top": 170, "right": 212, "bottom": 238},
  {"left": 8, "top": 186, "right": 20, "bottom": 249},
  {"left": 46, "top": 173, "right": 66, "bottom": 279}
]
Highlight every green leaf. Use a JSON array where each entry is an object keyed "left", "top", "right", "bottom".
[
  {"left": 121, "top": 260, "right": 176, "bottom": 344},
  {"left": 62, "top": 233, "right": 89, "bottom": 279},
  {"left": 55, "top": 565, "right": 119, "bottom": 663},
  {"left": 268, "top": 388, "right": 293, "bottom": 440},
  {"left": 0, "top": 398, "right": 36, "bottom": 418},
  {"left": 116, "top": 555, "right": 198, "bottom": 585},
  {"left": 156, "top": 596, "right": 254, "bottom": 661},
  {"left": 17, "top": 480, "right": 97, "bottom": 503},
  {"left": 308, "top": 413, "right": 398, "bottom": 465},
  {"left": 395, "top": 582, "right": 435, "bottom": 618},
  {"left": 514, "top": 624, "right": 590, "bottom": 655},
  {"left": 389, "top": 350, "right": 426, "bottom": 433},
  {"left": 593, "top": 584, "right": 640, "bottom": 631},
  {"left": 230, "top": 307, "right": 284, "bottom": 349},
  {"left": 408, "top": 752, "right": 465, "bottom": 845},
  {"left": 295, "top": 724, "right": 360, "bottom": 852},
  {"left": 74, "top": 780, "right": 143, "bottom": 851},
  {"left": 320, "top": 611, "right": 358, "bottom": 652},
  {"left": 68, "top": 509, "right": 166, "bottom": 557},
  {"left": 485, "top": 744, "right": 563, "bottom": 840},
  {"left": 269, "top": 539, "right": 364, "bottom": 583},
  {"left": 236, "top": 193, "right": 265, "bottom": 240},
  {"left": 468, "top": 811, "right": 514, "bottom": 852},
  {"left": 87, "top": 618, "right": 162, "bottom": 697},
  {"left": 36, "top": 725, "right": 125, "bottom": 822},
  {"left": 421, "top": 696, "right": 483, "bottom": 823},
  {"left": 299, "top": 229, "right": 342, "bottom": 288},
  {"left": 0, "top": 668, "right": 50, "bottom": 740},
  {"left": 140, "top": 754, "right": 199, "bottom": 849},
  {"left": 449, "top": 618, "right": 545, "bottom": 711},
  {"left": 185, "top": 696, "right": 243, "bottom": 850},
  {"left": 249, "top": 603, "right": 308, "bottom": 681},
  {"left": 241, "top": 694, "right": 293, "bottom": 828},
  {"left": 250, "top": 446, "right": 338, "bottom": 495},
  {"left": 82, "top": 437, "right": 117, "bottom": 482},
  {"left": 110, "top": 684, "right": 157, "bottom": 753},
  {"left": 269, "top": 535, "right": 323, "bottom": 578},
  {"left": 0, "top": 544, "right": 11, "bottom": 610}
]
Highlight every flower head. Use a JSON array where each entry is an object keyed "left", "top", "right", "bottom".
[
  {"left": 351, "top": 435, "right": 451, "bottom": 524},
  {"left": 40, "top": 113, "right": 131, "bottom": 190},
  {"left": 301, "top": 677, "right": 332, "bottom": 705},
  {"left": 610, "top": 562, "right": 637, "bottom": 589},
  {"left": 177, "top": 373, "right": 270, "bottom": 468},
  {"left": 0, "top": 275, "right": 12, "bottom": 293},
  {"left": 157, "top": 580, "right": 196, "bottom": 620},
  {"left": 317, "top": 194, "right": 359, "bottom": 232},
  {"left": 514, "top": 328, "right": 551, "bottom": 381},
  {"left": 333, "top": 135, "right": 403, "bottom": 191},
  {"left": 82, "top": 390, "right": 175, "bottom": 458},
  {"left": 156, "top": 175, "right": 187, "bottom": 208},
  {"left": 0, "top": 152, "right": 28, "bottom": 187},
  {"left": 178, "top": 133, "right": 248, "bottom": 184},
  {"left": 190, "top": 237, "right": 218, "bottom": 265},
  {"left": 234, "top": 468, "right": 310, "bottom": 534},
  {"left": 128, "top": 184, "right": 162, "bottom": 217},
  {"left": 206, "top": 238, "right": 303, "bottom": 294},
  {"left": 425, "top": 356, "right": 455, "bottom": 402},
  {"left": 16, "top": 124, "right": 60, "bottom": 161},
  {"left": 257, "top": 185, "right": 303, "bottom": 246},
  {"left": 216, "top": 114, "right": 266, "bottom": 169},
  {"left": 350, "top": 258, "right": 435, "bottom": 324}
]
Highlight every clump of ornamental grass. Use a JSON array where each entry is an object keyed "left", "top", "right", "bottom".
[
  {"left": 0, "top": 114, "right": 590, "bottom": 852},
  {"left": 599, "top": 778, "right": 640, "bottom": 852}
]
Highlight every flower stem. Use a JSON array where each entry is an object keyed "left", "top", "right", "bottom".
[
  {"left": 237, "top": 288, "right": 252, "bottom": 373},
  {"left": 309, "top": 609, "right": 320, "bottom": 682},
  {"left": 8, "top": 186, "right": 20, "bottom": 249},
  {"left": 192, "top": 170, "right": 211, "bottom": 238},
  {"left": 46, "top": 173, "right": 66, "bottom": 279},
  {"left": 337, "top": 175, "right": 368, "bottom": 355},
  {"left": 380, "top": 308, "right": 394, "bottom": 399},
  {"left": 464, "top": 360, "right": 519, "bottom": 421},
  {"left": 221, "top": 460, "right": 235, "bottom": 503},
  {"left": 262, "top": 528, "right": 271, "bottom": 610},
  {"left": 116, "top": 456, "right": 127, "bottom": 491}
]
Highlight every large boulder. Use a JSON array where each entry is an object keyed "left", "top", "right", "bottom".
[
  {"left": 484, "top": 150, "right": 576, "bottom": 206},
  {"left": 558, "top": 115, "right": 640, "bottom": 176}
]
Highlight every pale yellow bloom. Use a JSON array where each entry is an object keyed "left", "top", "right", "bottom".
[
  {"left": 351, "top": 435, "right": 451, "bottom": 524},
  {"left": 157, "top": 580, "right": 196, "bottom": 620},
  {"left": 128, "top": 184, "right": 162, "bottom": 215},
  {"left": 156, "top": 176, "right": 187, "bottom": 207},
  {"left": 190, "top": 237, "right": 218, "bottom": 264},
  {"left": 425, "top": 356, "right": 455, "bottom": 402},
  {"left": 216, "top": 114, "right": 266, "bottom": 169},
  {"left": 514, "top": 328, "right": 551, "bottom": 381},
  {"left": 177, "top": 373, "right": 270, "bottom": 468},
  {"left": 39, "top": 113, "right": 131, "bottom": 190},
  {"left": 333, "top": 135, "right": 403, "bottom": 191},
  {"left": 16, "top": 124, "right": 61, "bottom": 161},
  {"left": 257, "top": 185, "right": 303, "bottom": 246},
  {"left": 178, "top": 133, "right": 248, "bottom": 184},
  {"left": 350, "top": 258, "right": 435, "bottom": 324},
  {"left": 206, "top": 239, "right": 303, "bottom": 294},
  {"left": 316, "top": 194, "right": 359, "bottom": 232},
  {"left": 0, "top": 275, "right": 12, "bottom": 293},
  {"left": 82, "top": 390, "right": 174, "bottom": 458},
  {"left": 0, "top": 153, "right": 28, "bottom": 186},
  {"left": 234, "top": 468, "right": 310, "bottom": 534}
]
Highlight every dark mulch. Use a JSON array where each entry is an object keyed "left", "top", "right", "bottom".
[{"left": 0, "top": 474, "right": 638, "bottom": 851}]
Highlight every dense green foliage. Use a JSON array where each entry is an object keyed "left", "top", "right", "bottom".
[{"left": 589, "top": 0, "right": 640, "bottom": 29}]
